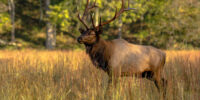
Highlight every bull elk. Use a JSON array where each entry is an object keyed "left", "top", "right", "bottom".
[{"left": 77, "top": 0, "right": 167, "bottom": 97}]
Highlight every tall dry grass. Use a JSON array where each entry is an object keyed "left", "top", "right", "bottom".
[{"left": 0, "top": 50, "right": 199, "bottom": 100}]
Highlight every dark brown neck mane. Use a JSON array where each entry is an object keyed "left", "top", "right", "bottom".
[{"left": 85, "top": 38, "right": 114, "bottom": 73}]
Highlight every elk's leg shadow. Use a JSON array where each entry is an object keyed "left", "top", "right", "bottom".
[{"left": 142, "top": 71, "right": 154, "bottom": 80}]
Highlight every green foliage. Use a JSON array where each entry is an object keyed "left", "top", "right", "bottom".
[
  {"left": 145, "top": 0, "right": 200, "bottom": 49},
  {"left": 0, "top": 0, "right": 199, "bottom": 49},
  {"left": 0, "top": 13, "right": 11, "bottom": 32},
  {"left": 48, "top": 3, "right": 70, "bottom": 30}
]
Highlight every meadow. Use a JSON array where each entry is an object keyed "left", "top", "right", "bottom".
[{"left": 0, "top": 50, "right": 199, "bottom": 100}]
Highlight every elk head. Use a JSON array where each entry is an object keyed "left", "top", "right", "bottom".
[{"left": 77, "top": 0, "right": 134, "bottom": 45}]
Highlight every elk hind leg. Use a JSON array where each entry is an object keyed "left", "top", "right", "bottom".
[{"left": 153, "top": 69, "right": 167, "bottom": 98}]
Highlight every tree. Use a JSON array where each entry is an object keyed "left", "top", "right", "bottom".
[
  {"left": 8, "top": 0, "right": 15, "bottom": 42},
  {"left": 45, "top": 0, "right": 56, "bottom": 49},
  {"left": 0, "top": 0, "right": 199, "bottom": 49},
  {"left": 118, "top": 15, "right": 122, "bottom": 39}
]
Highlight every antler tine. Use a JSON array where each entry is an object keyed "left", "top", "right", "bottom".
[
  {"left": 78, "top": 14, "right": 89, "bottom": 29},
  {"left": 83, "top": 0, "right": 98, "bottom": 16},
  {"left": 78, "top": 0, "right": 98, "bottom": 30},
  {"left": 77, "top": 0, "right": 90, "bottom": 30},
  {"left": 96, "top": 0, "right": 135, "bottom": 28},
  {"left": 99, "top": 16, "right": 102, "bottom": 31},
  {"left": 90, "top": 13, "right": 96, "bottom": 28},
  {"left": 88, "top": 0, "right": 98, "bottom": 10},
  {"left": 88, "top": 0, "right": 98, "bottom": 28}
]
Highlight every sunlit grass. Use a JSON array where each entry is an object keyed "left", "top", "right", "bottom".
[{"left": 0, "top": 49, "right": 199, "bottom": 100}]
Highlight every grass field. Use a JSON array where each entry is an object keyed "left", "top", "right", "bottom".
[{"left": 0, "top": 50, "right": 200, "bottom": 100}]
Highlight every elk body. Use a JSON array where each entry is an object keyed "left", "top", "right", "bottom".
[{"left": 77, "top": 0, "right": 167, "bottom": 97}]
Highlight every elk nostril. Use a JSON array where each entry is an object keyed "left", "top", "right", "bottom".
[{"left": 77, "top": 37, "right": 82, "bottom": 43}]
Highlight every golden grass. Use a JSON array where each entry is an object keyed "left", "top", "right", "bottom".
[{"left": 0, "top": 50, "right": 200, "bottom": 100}]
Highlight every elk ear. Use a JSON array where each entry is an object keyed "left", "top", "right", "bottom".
[
  {"left": 95, "top": 27, "right": 103, "bottom": 35},
  {"left": 79, "top": 28, "right": 85, "bottom": 33}
]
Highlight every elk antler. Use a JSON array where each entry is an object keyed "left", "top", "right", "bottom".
[
  {"left": 95, "top": 0, "right": 135, "bottom": 29},
  {"left": 90, "top": 13, "right": 96, "bottom": 29},
  {"left": 77, "top": 0, "right": 98, "bottom": 30}
]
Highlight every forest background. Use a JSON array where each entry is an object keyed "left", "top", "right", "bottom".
[{"left": 0, "top": 0, "right": 200, "bottom": 50}]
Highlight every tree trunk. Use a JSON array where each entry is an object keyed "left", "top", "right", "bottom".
[
  {"left": 9, "top": 0, "right": 15, "bottom": 42},
  {"left": 39, "top": 0, "right": 43, "bottom": 21},
  {"left": 95, "top": 8, "right": 99, "bottom": 26},
  {"left": 46, "top": 23, "right": 56, "bottom": 49},
  {"left": 45, "top": 0, "right": 56, "bottom": 49},
  {"left": 118, "top": 15, "right": 122, "bottom": 39}
]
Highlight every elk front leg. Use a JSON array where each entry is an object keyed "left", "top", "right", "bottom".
[
  {"left": 104, "top": 75, "right": 118, "bottom": 99},
  {"left": 104, "top": 76, "right": 112, "bottom": 100}
]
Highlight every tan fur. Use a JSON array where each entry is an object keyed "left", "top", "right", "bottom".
[
  {"left": 79, "top": 32, "right": 167, "bottom": 98},
  {"left": 77, "top": 0, "right": 167, "bottom": 97},
  {"left": 109, "top": 39, "right": 166, "bottom": 77}
]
